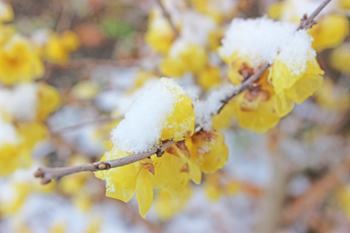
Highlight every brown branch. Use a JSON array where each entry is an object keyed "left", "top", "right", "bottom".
[
  {"left": 282, "top": 157, "right": 350, "bottom": 226},
  {"left": 34, "top": 140, "right": 175, "bottom": 183},
  {"left": 155, "top": 0, "right": 179, "bottom": 38},
  {"left": 45, "top": 58, "right": 137, "bottom": 70},
  {"left": 297, "top": 0, "right": 332, "bottom": 30}
]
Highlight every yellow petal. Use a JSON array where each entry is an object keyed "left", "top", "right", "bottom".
[{"left": 136, "top": 169, "right": 153, "bottom": 218}]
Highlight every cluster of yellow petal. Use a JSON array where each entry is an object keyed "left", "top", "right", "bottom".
[
  {"left": 97, "top": 129, "right": 229, "bottom": 218},
  {"left": 197, "top": 66, "right": 222, "bottom": 90},
  {"left": 269, "top": 58, "right": 324, "bottom": 117},
  {"left": 221, "top": 54, "right": 324, "bottom": 133},
  {"left": 0, "top": 3, "right": 63, "bottom": 178},
  {"left": 96, "top": 84, "right": 229, "bottom": 217},
  {"left": 188, "top": 130, "right": 228, "bottom": 173},
  {"left": 160, "top": 91, "right": 195, "bottom": 142},
  {"left": 0, "top": 35, "right": 44, "bottom": 86},
  {"left": 43, "top": 31, "right": 80, "bottom": 63},
  {"left": 159, "top": 43, "right": 207, "bottom": 77},
  {"left": 144, "top": 9, "right": 175, "bottom": 54},
  {"left": 308, "top": 14, "right": 349, "bottom": 52}
]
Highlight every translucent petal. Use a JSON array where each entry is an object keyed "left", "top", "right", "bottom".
[{"left": 135, "top": 169, "right": 153, "bottom": 218}]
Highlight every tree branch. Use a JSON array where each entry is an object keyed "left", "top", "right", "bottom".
[
  {"left": 297, "top": 0, "right": 332, "bottom": 30},
  {"left": 34, "top": 0, "right": 333, "bottom": 185},
  {"left": 34, "top": 140, "right": 175, "bottom": 184}
]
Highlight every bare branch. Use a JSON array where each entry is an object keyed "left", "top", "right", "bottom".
[
  {"left": 34, "top": 140, "right": 176, "bottom": 182},
  {"left": 155, "top": 0, "right": 179, "bottom": 38},
  {"left": 297, "top": 0, "right": 332, "bottom": 30}
]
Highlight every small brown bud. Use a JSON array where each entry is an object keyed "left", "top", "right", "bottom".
[{"left": 98, "top": 163, "right": 107, "bottom": 170}]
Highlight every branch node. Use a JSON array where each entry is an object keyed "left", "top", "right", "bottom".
[
  {"left": 156, "top": 148, "right": 165, "bottom": 158},
  {"left": 34, "top": 168, "right": 44, "bottom": 178},
  {"left": 97, "top": 163, "right": 111, "bottom": 170}
]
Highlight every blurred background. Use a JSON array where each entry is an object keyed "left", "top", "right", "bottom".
[{"left": 1, "top": 0, "right": 350, "bottom": 232}]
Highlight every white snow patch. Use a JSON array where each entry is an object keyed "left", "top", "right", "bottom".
[
  {"left": 193, "top": 84, "right": 235, "bottom": 131},
  {"left": 220, "top": 17, "right": 315, "bottom": 74},
  {"left": 110, "top": 78, "right": 186, "bottom": 153}
]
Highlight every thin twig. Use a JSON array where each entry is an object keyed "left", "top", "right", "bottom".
[
  {"left": 297, "top": 0, "right": 332, "bottom": 30},
  {"left": 45, "top": 58, "right": 137, "bottom": 70},
  {"left": 34, "top": 140, "right": 175, "bottom": 183},
  {"left": 155, "top": 0, "right": 179, "bottom": 37}
]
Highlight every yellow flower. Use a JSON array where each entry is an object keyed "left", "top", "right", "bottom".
[
  {"left": 269, "top": 58, "right": 324, "bottom": 117},
  {"left": 0, "top": 2, "right": 14, "bottom": 22},
  {"left": 160, "top": 88, "right": 195, "bottom": 141},
  {"left": 308, "top": 14, "right": 349, "bottom": 52},
  {"left": 154, "top": 186, "right": 192, "bottom": 220},
  {"left": 0, "top": 35, "right": 44, "bottom": 85},
  {"left": 189, "top": 130, "right": 228, "bottom": 173},
  {"left": 36, "top": 82, "right": 61, "bottom": 121},
  {"left": 145, "top": 8, "right": 175, "bottom": 54},
  {"left": 159, "top": 42, "right": 207, "bottom": 77},
  {"left": 44, "top": 31, "right": 79, "bottom": 63},
  {"left": 330, "top": 42, "right": 350, "bottom": 73},
  {"left": 197, "top": 66, "right": 222, "bottom": 90},
  {"left": 0, "top": 143, "right": 20, "bottom": 176},
  {"left": 96, "top": 147, "right": 154, "bottom": 218},
  {"left": 315, "top": 78, "right": 350, "bottom": 112},
  {"left": 235, "top": 88, "right": 280, "bottom": 133}
]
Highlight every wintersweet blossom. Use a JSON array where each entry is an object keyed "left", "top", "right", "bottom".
[
  {"left": 219, "top": 17, "right": 324, "bottom": 132},
  {"left": 0, "top": 35, "right": 44, "bottom": 85}
]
